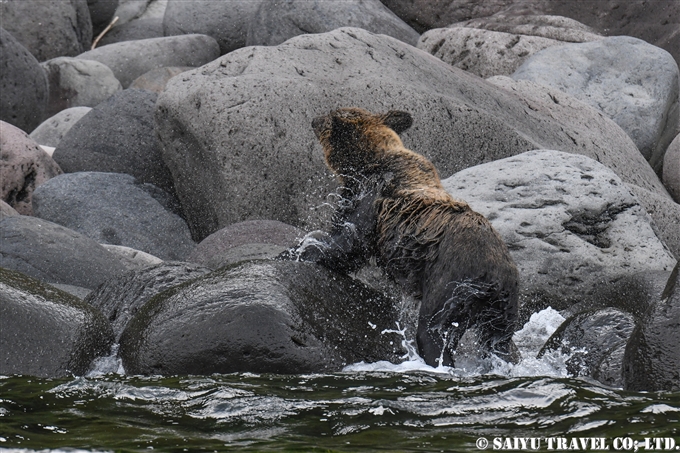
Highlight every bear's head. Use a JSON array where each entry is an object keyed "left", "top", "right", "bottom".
[{"left": 311, "top": 107, "right": 413, "bottom": 179}]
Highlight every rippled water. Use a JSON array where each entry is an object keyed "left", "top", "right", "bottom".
[{"left": 1, "top": 309, "right": 678, "bottom": 453}]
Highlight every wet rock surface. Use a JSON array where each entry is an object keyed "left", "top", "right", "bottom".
[
  {"left": 0, "top": 267, "right": 114, "bottom": 378},
  {"left": 119, "top": 260, "right": 404, "bottom": 375}
]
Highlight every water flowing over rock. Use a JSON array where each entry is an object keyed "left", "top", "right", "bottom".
[
  {"left": 510, "top": 36, "right": 680, "bottom": 174},
  {"left": 0, "top": 215, "right": 128, "bottom": 289},
  {"left": 53, "top": 89, "right": 176, "bottom": 197},
  {"left": 246, "top": 0, "right": 420, "bottom": 47},
  {"left": 86, "top": 262, "right": 212, "bottom": 342},
  {"left": 624, "top": 262, "right": 680, "bottom": 392},
  {"left": 0, "top": 121, "right": 63, "bottom": 215},
  {"left": 0, "top": 28, "right": 49, "bottom": 132},
  {"left": 76, "top": 34, "right": 220, "bottom": 87},
  {"left": 32, "top": 172, "right": 195, "bottom": 261},
  {"left": 119, "top": 260, "right": 404, "bottom": 375},
  {"left": 441, "top": 150, "right": 677, "bottom": 322},
  {"left": 29, "top": 107, "right": 92, "bottom": 148},
  {"left": 538, "top": 308, "right": 636, "bottom": 388},
  {"left": 0, "top": 267, "right": 114, "bottom": 378},
  {"left": 155, "top": 27, "right": 664, "bottom": 241}
]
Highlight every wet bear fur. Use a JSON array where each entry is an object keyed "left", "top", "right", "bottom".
[{"left": 283, "top": 107, "right": 520, "bottom": 367}]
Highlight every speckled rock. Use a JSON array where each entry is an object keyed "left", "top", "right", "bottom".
[
  {"left": 128, "top": 66, "right": 192, "bottom": 93},
  {"left": 664, "top": 134, "right": 680, "bottom": 203},
  {"left": 0, "top": 121, "right": 63, "bottom": 215},
  {"left": 29, "top": 107, "right": 92, "bottom": 148}
]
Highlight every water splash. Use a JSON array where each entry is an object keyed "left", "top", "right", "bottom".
[{"left": 344, "top": 307, "right": 570, "bottom": 378}]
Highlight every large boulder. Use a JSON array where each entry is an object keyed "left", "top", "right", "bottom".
[
  {"left": 538, "top": 308, "right": 636, "bottom": 388},
  {"left": 0, "top": 28, "right": 49, "bottom": 132},
  {"left": 76, "top": 34, "right": 220, "bottom": 87},
  {"left": 128, "top": 66, "right": 192, "bottom": 93},
  {"left": 156, "top": 27, "right": 666, "bottom": 241},
  {"left": 624, "top": 263, "right": 680, "bottom": 392},
  {"left": 511, "top": 36, "right": 680, "bottom": 174},
  {"left": 441, "top": 150, "right": 677, "bottom": 322},
  {"left": 119, "top": 260, "right": 403, "bottom": 375},
  {"left": 32, "top": 172, "right": 195, "bottom": 261},
  {"left": 163, "top": 0, "right": 262, "bottom": 55},
  {"left": 0, "top": 0, "right": 92, "bottom": 62},
  {"left": 418, "top": 19, "right": 600, "bottom": 79},
  {"left": 187, "top": 220, "right": 305, "bottom": 269},
  {"left": 626, "top": 184, "right": 680, "bottom": 260},
  {"left": 0, "top": 121, "right": 63, "bottom": 215},
  {"left": 0, "top": 267, "right": 114, "bottom": 378},
  {"left": 41, "top": 57, "right": 122, "bottom": 117},
  {"left": 85, "top": 262, "right": 211, "bottom": 341},
  {"left": 52, "top": 89, "right": 176, "bottom": 197},
  {"left": 246, "top": 0, "right": 420, "bottom": 47},
  {"left": 0, "top": 215, "right": 127, "bottom": 289},
  {"left": 29, "top": 107, "right": 92, "bottom": 148},
  {"left": 98, "top": 18, "right": 165, "bottom": 47}
]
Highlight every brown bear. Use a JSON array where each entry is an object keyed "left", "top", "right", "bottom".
[{"left": 281, "top": 107, "right": 520, "bottom": 367}]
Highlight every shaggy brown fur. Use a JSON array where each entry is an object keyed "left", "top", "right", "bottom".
[{"left": 286, "top": 107, "right": 519, "bottom": 367}]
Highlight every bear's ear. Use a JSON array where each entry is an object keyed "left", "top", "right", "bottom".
[{"left": 382, "top": 110, "right": 413, "bottom": 134}]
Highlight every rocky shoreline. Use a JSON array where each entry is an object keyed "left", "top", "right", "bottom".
[{"left": 1, "top": 0, "right": 679, "bottom": 391}]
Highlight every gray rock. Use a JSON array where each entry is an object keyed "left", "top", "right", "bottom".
[
  {"left": 88, "top": 0, "right": 120, "bottom": 36},
  {"left": 626, "top": 184, "right": 680, "bottom": 261},
  {"left": 49, "top": 283, "right": 93, "bottom": 300},
  {"left": 29, "top": 106, "right": 92, "bottom": 148},
  {"left": 0, "top": 267, "right": 114, "bottom": 378},
  {"left": 98, "top": 18, "right": 165, "bottom": 47},
  {"left": 76, "top": 34, "right": 220, "bottom": 87},
  {"left": 86, "top": 261, "right": 211, "bottom": 341},
  {"left": 0, "top": 215, "right": 128, "bottom": 289},
  {"left": 128, "top": 66, "right": 192, "bottom": 93},
  {"left": 418, "top": 27, "right": 569, "bottom": 79},
  {"left": 53, "top": 89, "right": 175, "bottom": 197},
  {"left": 664, "top": 134, "right": 680, "bottom": 203},
  {"left": 156, "top": 28, "right": 669, "bottom": 241},
  {"left": 538, "top": 308, "right": 636, "bottom": 388},
  {"left": 511, "top": 36, "right": 680, "bottom": 174},
  {"left": 0, "top": 28, "right": 48, "bottom": 132},
  {"left": 113, "top": 0, "right": 162, "bottom": 25},
  {"left": 624, "top": 262, "right": 680, "bottom": 392},
  {"left": 41, "top": 57, "right": 122, "bottom": 117},
  {"left": 441, "top": 150, "right": 677, "bottom": 322},
  {"left": 247, "top": 0, "right": 420, "bottom": 47},
  {"left": 0, "top": 200, "right": 19, "bottom": 219},
  {"left": 119, "top": 260, "right": 403, "bottom": 375},
  {"left": 0, "top": 121, "right": 63, "bottom": 215},
  {"left": 450, "top": 14, "right": 603, "bottom": 43},
  {"left": 100, "top": 244, "right": 164, "bottom": 271},
  {"left": 32, "top": 172, "right": 195, "bottom": 261},
  {"left": 0, "top": 0, "right": 92, "bottom": 62},
  {"left": 163, "top": 0, "right": 262, "bottom": 55},
  {"left": 187, "top": 220, "right": 304, "bottom": 268}
]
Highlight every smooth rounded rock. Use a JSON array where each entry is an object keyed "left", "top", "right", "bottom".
[
  {"left": 247, "top": 0, "right": 420, "bottom": 47},
  {"left": 76, "top": 34, "right": 221, "bottom": 87},
  {"left": 163, "top": 0, "right": 262, "bottom": 54},
  {"left": 53, "top": 89, "right": 175, "bottom": 196},
  {"left": 624, "top": 262, "right": 680, "bottom": 392},
  {"left": 0, "top": 267, "right": 114, "bottom": 378},
  {"left": 119, "top": 260, "right": 403, "bottom": 375},
  {"left": 41, "top": 57, "right": 122, "bottom": 117},
  {"left": 98, "top": 18, "right": 165, "bottom": 47},
  {"left": 100, "top": 244, "right": 164, "bottom": 271},
  {"left": 511, "top": 36, "right": 680, "bottom": 174},
  {"left": 664, "top": 134, "right": 680, "bottom": 203},
  {"left": 86, "top": 261, "right": 211, "bottom": 341},
  {"left": 0, "top": 215, "right": 128, "bottom": 289},
  {"left": 0, "top": 0, "right": 92, "bottom": 61},
  {"left": 0, "top": 121, "right": 63, "bottom": 215},
  {"left": 29, "top": 107, "right": 92, "bottom": 148},
  {"left": 32, "top": 172, "right": 195, "bottom": 261},
  {"left": 0, "top": 28, "right": 49, "bottom": 132},
  {"left": 128, "top": 66, "right": 192, "bottom": 93}
]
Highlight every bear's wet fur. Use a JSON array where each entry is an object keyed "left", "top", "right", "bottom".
[{"left": 284, "top": 107, "right": 520, "bottom": 367}]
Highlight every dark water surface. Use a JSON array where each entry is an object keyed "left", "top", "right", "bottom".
[{"left": 1, "top": 372, "right": 679, "bottom": 453}]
